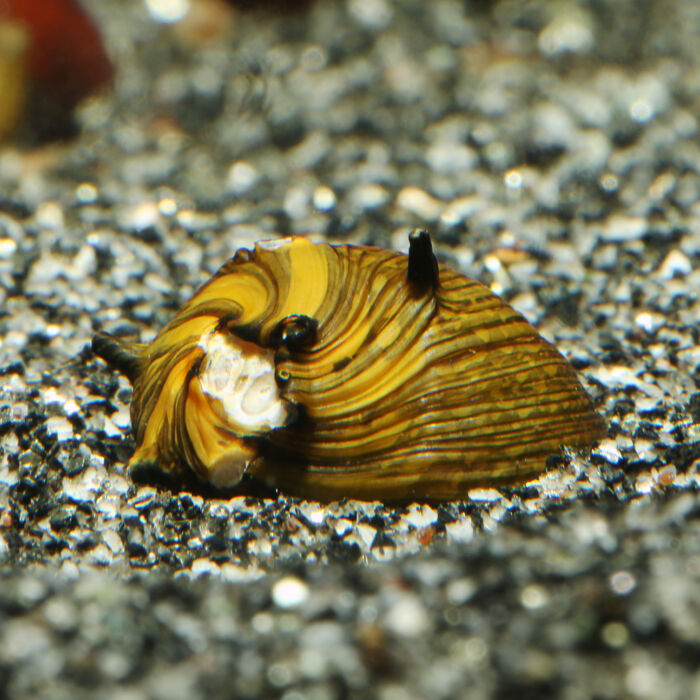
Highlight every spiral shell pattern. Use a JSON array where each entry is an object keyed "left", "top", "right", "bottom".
[{"left": 93, "top": 232, "right": 604, "bottom": 501}]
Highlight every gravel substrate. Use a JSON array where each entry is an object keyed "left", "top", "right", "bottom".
[{"left": 0, "top": 0, "right": 698, "bottom": 698}]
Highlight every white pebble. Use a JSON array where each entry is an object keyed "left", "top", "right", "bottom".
[
  {"left": 601, "top": 215, "right": 647, "bottom": 242},
  {"left": 383, "top": 594, "right": 430, "bottom": 637},
  {"left": 272, "top": 576, "right": 309, "bottom": 609},
  {"left": 657, "top": 249, "right": 691, "bottom": 279},
  {"left": 396, "top": 186, "right": 443, "bottom": 221}
]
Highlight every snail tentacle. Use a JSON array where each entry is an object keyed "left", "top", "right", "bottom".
[
  {"left": 269, "top": 314, "right": 319, "bottom": 351},
  {"left": 92, "top": 332, "right": 145, "bottom": 383}
]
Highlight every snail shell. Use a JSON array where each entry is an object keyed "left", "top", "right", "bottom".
[{"left": 93, "top": 231, "right": 604, "bottom": 501}]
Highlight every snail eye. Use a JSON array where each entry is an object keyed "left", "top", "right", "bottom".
[{"left": 269, "top": 314, "right": 318, "bottom": 351}]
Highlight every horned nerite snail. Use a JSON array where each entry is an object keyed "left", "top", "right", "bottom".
[{"left": 93, "top": 231, "right": 604, "bottom": 501}]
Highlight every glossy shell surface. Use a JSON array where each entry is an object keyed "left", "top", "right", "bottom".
[{"left": 93, "top": 233, "right": 604, "bottom": 501}]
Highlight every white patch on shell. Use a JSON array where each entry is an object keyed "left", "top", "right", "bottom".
[
  {"left": 255, "top": 237, "right": 294, "bottom": 251},
  {"left": 198, "top": 332, "right": 289, "bottom": 433}
]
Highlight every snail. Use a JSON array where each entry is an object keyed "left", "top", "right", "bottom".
[{"left": 93, "top": 231, "right": 604, "bottom": 501}]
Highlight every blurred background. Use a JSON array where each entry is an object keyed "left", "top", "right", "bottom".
[{"left": 0, "top": 1, "right": 698, "bottom": 699}]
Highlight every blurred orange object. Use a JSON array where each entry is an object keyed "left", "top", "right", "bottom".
[
  {"left": 0, "top": 0, "right": 113, "bottom": 140},
  {"left": 0, "top": 20, "right": 28, "bottom": 139}
]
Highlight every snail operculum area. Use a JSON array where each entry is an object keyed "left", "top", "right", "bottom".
[
  {"left": 197, "top": 330, "right": 291, "bottom": 433},
  {"left": 184, "top": 329, "right": 296, "bottom": 488}
]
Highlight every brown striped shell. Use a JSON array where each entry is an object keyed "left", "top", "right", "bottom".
[{"left": 93, "top": 231, "right": 604, "bottom": 501}]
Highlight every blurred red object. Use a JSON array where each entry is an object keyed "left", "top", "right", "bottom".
[{"left": 0, "top": 0, "right": 113, "bottom": 139}]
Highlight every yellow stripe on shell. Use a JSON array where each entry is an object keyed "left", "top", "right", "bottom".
[{"left": 273, "top": 237, "right": 329, "bottom": 324}]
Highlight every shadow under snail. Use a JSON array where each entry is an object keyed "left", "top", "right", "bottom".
[{"left": 93, "top": 231, "right": 605, "bottom": 501}]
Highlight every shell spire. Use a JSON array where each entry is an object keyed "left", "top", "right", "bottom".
[{"left": 93, "top": 232, "right": 604, "bottom": 501}]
